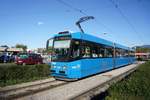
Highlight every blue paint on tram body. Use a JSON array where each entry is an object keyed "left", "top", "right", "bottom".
[{"left": 47, "top": 32, "right": 135, "bottom": 80}]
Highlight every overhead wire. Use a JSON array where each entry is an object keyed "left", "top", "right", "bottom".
[
  {"left": 56, "top": 0, "right": 113, "bottom": 33},
  {"left": 56, "top": 0, "right": 141, "bottom": 47},
  {"left": 108, "top": 0, "right": 144, "bottom": 46},
  {"left": 56, "top": 0, "right": 87, "bottom": 16}
]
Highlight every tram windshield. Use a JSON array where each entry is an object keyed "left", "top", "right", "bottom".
[
  {"left": 52, "top": 40, "right": 71, "bottom": 61},
  {"left": 49, "top": 38, "right": 81, "bottom": 62}
]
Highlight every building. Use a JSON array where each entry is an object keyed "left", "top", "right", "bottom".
[
  {"left": 0, "top": 47, "right": 7, "bottom": 52},
  {"left": 0, "top": 47, "right": 23, "bottom": 54},
  {"left": 7, "top": 48, "right": 23, "bottom": 52},
  {"left": 135, "top": 52, "right": 150, "bottom": 60}
]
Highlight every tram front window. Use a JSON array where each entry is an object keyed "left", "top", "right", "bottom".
[{"left": 52, "top": 40, "right": 71, "bottom": 61}]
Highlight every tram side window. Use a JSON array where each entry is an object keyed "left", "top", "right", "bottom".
[
  {"left": 105, "top": 48, "right": 113, "bottom": 58},
  {"left": 82, "top": 45, "right": 91, "bottom": 58},
  {"left": 91, "top": 45, "right": 99, "bottom": 58},
  {"left": 71, "top": 40, "right": 80, "bottom": 58},
  {"left": 99, "top": 48, "right": 105, "bottom": 58},
  {"left": 122, "top": 49, "right": 129, "bottom": 57},
  {"left": 125, "top": 50, "right": 129, "bottom": 57},
  {"left": 120, "top": 49, "right": 125, "bottom": 57},
  {"left": 116, "top": 49, "right": 121, "bottom": 57},
  {"left": 130, "top": 51, "right": 135, "bottom": 57},
  {"left": 119, "top": 49, "right": 128, "bottom": 57}
]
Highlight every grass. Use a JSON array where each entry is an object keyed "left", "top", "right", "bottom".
[
  {"left": 105, "top": 61, "right": 150, "bottom": 100},
  {"left": 0, "top": 64, "right": 51, "bottom": 87}
]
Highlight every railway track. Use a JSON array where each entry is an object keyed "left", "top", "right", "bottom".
[
  {"left": 15, "top": 62, "right": 143, "bottom": 100},
  {"left": 73, "top": 64, "right": 138, "bottom": 100},
  {"left": 0, "top": 62, "right": 143, "bottom": 100},
  {"left": 0, "top": 78, "right": 68, "bottom": 100}
]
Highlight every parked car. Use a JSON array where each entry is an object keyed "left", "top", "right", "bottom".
[
  {"left": 0, "top": 53, "right": 14, "bottom": 63},
  {"left": 15, "top": 53, "right": 43, "bottom": 65},
  {"left": 0, "top": 54, "right": 4, "bottom": 63}
]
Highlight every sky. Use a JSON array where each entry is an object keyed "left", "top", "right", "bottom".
[{"left": 0, "top": 0, "right": 150, "bottom": 49}]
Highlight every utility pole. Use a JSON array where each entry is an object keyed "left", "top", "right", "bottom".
[{"left": 76, "top": 16, "right": 94, "bottom": 33}]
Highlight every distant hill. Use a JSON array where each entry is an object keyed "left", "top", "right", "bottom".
[
  {"left": 136, "top": 45, "right": 150, "bottom": 48},
  {"left": 141, "top": 45, "right": 150, "bottom": 48},
  {"left": 135, "top": 45, "right": 150, "bottom": 53}
]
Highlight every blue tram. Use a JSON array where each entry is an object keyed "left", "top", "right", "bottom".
[{"left": 47, "top": 31, "right": 135, "bottom": 80}]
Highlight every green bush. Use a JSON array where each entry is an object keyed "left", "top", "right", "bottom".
[
  {"left": 137, "top": 58, "right": 143, "bottom": 61},
  {"left": 0, "top": 64, "right": 50, "bottom": 87},
  {"left": 106, "top": 61, "right": 150, "bottom": 100}
]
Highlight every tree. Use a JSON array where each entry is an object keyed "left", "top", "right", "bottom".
[
  {"left": 15, "top": 44, "right": 27, "bottom": 52},
  {"left": 136, "top": 47, "right": 150, "bottom": 53}
]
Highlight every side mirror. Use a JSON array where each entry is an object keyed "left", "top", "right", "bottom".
[
  {"left": 46, "top": 38, "right": 53, "bottom": 52},
  {"left": 46, "top": 40, "right": 49, "bottom": 51}
]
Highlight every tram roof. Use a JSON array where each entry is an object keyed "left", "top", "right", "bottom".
[{"left": 55, "top": 32, "right": 132, "bottom": 51}]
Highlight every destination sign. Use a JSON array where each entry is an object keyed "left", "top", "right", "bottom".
[{"left": 55, "top": 35, "right": 71, "bottom": 40}]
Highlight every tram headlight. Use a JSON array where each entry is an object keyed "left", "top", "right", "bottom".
[
  {"left": 51, "top": 65, "right": 56, "bottom": 69},
  {"left": 51, "top": 65, "right": 54, "bottom": 69},
  {"left": 72, "top": 64, "right": 80, "bottom": 69},
  {"left": 62, "top": 66, "right": 67, "bottom": 70}
]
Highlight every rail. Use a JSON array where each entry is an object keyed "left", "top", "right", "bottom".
[
  {"left": 73, "top": 63, "right": 139, "bottom": 100},
  {"left": 0, "top": 62, "right": 144, "bottom": 100},
  {"left": 0, "top": 78, "right": 68, "bottom": 100}
]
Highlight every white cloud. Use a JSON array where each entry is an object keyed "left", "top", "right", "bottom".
[{"left": 37, "top": 21, "right": 44, "bottom": 25}]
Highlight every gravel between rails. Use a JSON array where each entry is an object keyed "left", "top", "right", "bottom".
[
  {"left": 0, "top": 78, "right": 68, "bottom": 100},
  {"left": 0, "top": 78, "right": 55, "bottom": 92},
  {"left": 17, "top": 62, "right": 143, "bottom": 100}
]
